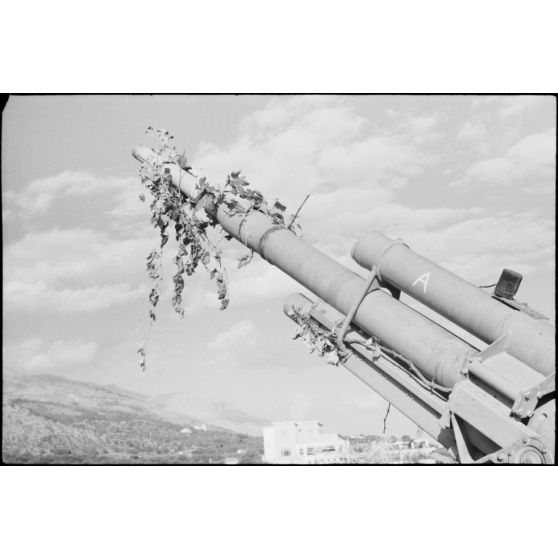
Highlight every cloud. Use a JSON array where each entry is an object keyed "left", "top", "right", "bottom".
[
  {"left": 4, "top": 281, "right": 146, "bottom": 312},
  {"left": 3, "top": 227, "right": 152, "bottom": 314},
  {"left": 456, "top": 122, "right": 487, "bottom": 142},
  {"left": 194, "top": 96, "right": 430, "bottom": 208},
  {"left": 498, "top": 96, "right": 546, "bottom": 119},
  {"left": 299, "top": 187, "right": 486, "bottom": 257},
  {"left": 507, "top": 130, "right": 556, "bottom": 171},
  {"left": 176, "top": 97, "right": 554, "bottom": 323},
  {"left": 402, "top": 213, "right": 555, "bottom": 284},
  {"left": 4, "top": 227, "right": 152, "bottom": 287},
  {"left": 208, "top": 319, "right": 256, "bottom": 350},
  {"left": 4, "top": 170, "right": 137, "bottom": 215},
  {"left": 315, "top": 136, "right": 427, "bottom": 191},
  {"left": 241, "top": 95, "right": 367, "bottom": 143},
  {"left": 8, "top": 338, "right": 99, "bottom": 371},
  {"left": 409, "top": 115, "right": 438, "bottom": 132},
  {"left": 469, "top": 95, "right": 547, "bottom": 118},
  {"left": 227, "top": 262, "right": 303, "bottom": 307},
  {"left": 456, "top": 129, "right": 555, "bottom": 191}
]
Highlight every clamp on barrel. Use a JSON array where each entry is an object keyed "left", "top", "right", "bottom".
[
  {"left": 335, "top": 265, "right": 379, "bottom": 357},
  {"left": 334, "top": 238, "right": 407, "bottom": 355},
  {"left": 374, "top": 237, "right": 407, "bottom": 281},
  {"left": 373, "top": 237, "right": 406, "bottom": 300}
]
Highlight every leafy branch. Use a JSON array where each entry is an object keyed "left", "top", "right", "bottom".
[
  {"left": 287, "top": 308, "right": 342, "bottom": 366},
  {"left": 136, "top": 128, "right": 300, "bottom": 371}
]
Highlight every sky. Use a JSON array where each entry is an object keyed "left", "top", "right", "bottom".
[{"left": 2, "top": 94, "right": 556, "bottom": 436}]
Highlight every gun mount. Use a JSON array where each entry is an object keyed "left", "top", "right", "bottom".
[{"left": 133, "top": 144, "right": 555, "bottom": 464}]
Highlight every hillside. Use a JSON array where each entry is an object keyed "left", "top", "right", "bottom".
[
  {"left": 146, "top": 392, "right": 270, "bottom": 436},
  {"left": 2, "top": 373, "right": 263, "bottom": 464}
]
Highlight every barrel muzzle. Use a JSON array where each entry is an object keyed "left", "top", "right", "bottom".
[{"left": 132, "top": 145, "right": 156, "bottom": 165}]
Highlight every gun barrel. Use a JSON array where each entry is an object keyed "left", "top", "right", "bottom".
[
  {"left": 134, "top": 146, "right": 478, "bottom": 389},
  {"left": 351, "top": 231, "right": 555, "bottom": 377}
]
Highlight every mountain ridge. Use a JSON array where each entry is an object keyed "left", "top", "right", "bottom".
[{"left": 2, "top": 372, "right": 264, "bottom": 464}]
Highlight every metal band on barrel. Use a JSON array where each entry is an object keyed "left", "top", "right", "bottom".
[
  {"left": 375, "top": 237, "right": 408, "bottom": 282},
  {"left": 258, "top": 225, "right": 291, "bottom": 262}
]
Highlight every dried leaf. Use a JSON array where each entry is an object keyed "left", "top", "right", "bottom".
[
  {"left": 289, "top": 308, "right": 342, "bottom": 366},
  {"left": 325, "top": 351, "right": 340, "bottom": 365},
  {"left": 237, "top": 251, "right": 254, "bottom": 269},
  {"left": 137, "top": 347, "right": 146, "bottom": 372}
]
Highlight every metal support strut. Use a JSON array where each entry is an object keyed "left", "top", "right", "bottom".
[{"left": 335, "top": 265, "right": 379, "bottom": 356}]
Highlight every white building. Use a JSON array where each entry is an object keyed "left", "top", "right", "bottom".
[{"left": 263, "top": 421, "right": 350, "bottom": 464}]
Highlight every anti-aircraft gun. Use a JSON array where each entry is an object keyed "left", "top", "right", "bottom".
[{"left": 133, "top": 145, "right": 555, "bottom": 464}]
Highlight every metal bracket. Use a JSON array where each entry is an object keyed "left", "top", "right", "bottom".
[
  {"left": 466, "top": 334, "right": 547, "bottom": 405},
  {"left": 333, "top": 256, "right": 403, "bottom": 357},
  {"left": 447, "top": 380, "right": 554, "bottom": 463},
  {"left": 375, "top": 237, "right": 406, "bottom": 300},
  {"left": 449, "top": 412, "right": 552, "bottom": 464},
  {"left": 450, "top": 413, "right": 475, "bottom": 464},
  {"left": 511, "top": 373, "right": 555, "bottom": 420},
  {"left": 492, "top": 295, "right": 550, "bottom": 321},
  {"left": 334, "top": 265, "right": 380, "bottom": 356},
  {"left": 374, "top": 237, "right": 408, "bottom": 282}
]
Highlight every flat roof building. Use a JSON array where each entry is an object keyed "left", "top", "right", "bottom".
[{"left": 263, "top": 421, "right": 349, "bottom": 464}]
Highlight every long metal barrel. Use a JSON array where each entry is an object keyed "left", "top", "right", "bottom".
[
  {"left": 352, "top": 231, "right": 555, "bottom": 377},
  {"left": 133, "top": 146, "right": 478, "bottom": 388}
]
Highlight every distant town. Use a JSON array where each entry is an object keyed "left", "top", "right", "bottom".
[
  {"left": 262, "top": 420, "right": 441, "bottom": 465},
  {"left": 176, "top": 419, "right": 442, "bottom": 464}
]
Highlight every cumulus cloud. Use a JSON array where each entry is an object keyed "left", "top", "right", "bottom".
[
  {"left": 4, "top": 170, "right": 137, "bottom": 215},
  {"left": 241, "top": 95, "right": 367, "bottom": 142},
  {"left": 315, "top": 136, "right": 427, "bottom": 191},
  {"left": 456, "top": 122, "right": 487, "bottom": 142},
  {"left": 227, "top": 262, "right": 303, "bottom": 307},
  {"left": 9, "top": 338, "right": 99, "bottom": 371},
  {"left": 3, "top": 227, "right": 152, "bottom": 314},
  {"left": 194, "top": 96, "right": 430, "bottom": 208},
  {"left": 409, "top": 115, "right": 438, "bottom": 132},
  {"left": 181, "top": 96, "right": 555, "bottom": 320},
  {"left": 188, "top": 96, "right": 454, "bottom": 262},
  {"left": 498, "top": 96, "right": 546, "bottom": 120},
  {"left": 303, "top": 187, "right": 485, "bottom": 251},
  {"left": 4, "top": 281, "right": 146, "bottom": 312},
  {"left": 456, "top": 129, "right": 555, "bottom": 191},
  {"left": 209, "top": 319, "right": 256, "bottom": 350},
  {"left": 4, "top": 227, "right": 152, "bottom": 287},
  {"left": 403, "top": 212, "right": 555, "bottom": 284},
  {"left": 469, "top": 95, "right": 547, "bottom": 117}
]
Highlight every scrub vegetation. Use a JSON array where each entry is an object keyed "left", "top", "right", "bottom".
[{"left": 2, "top": 374, "right": 263, "bottom": 464}]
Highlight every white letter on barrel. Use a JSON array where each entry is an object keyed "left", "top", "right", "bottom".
[{"left": 413, "top": 272, "right": 431, "bottom": 294}]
